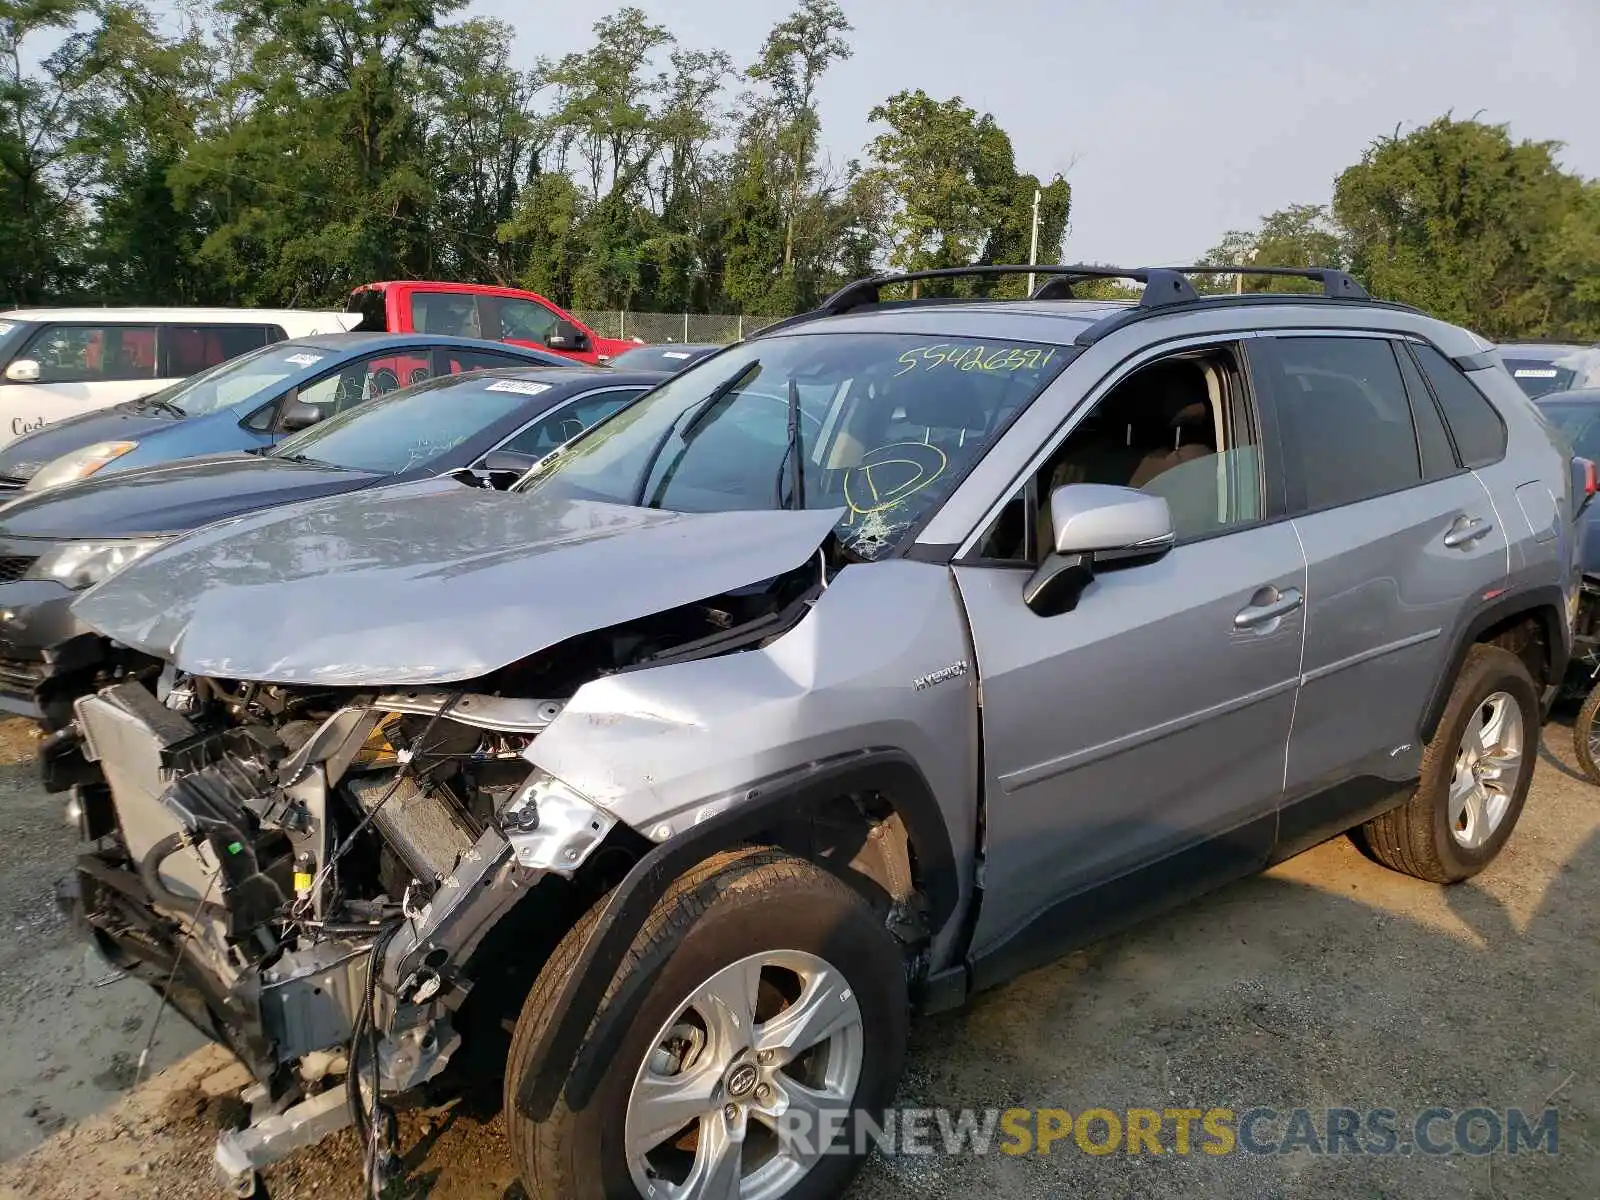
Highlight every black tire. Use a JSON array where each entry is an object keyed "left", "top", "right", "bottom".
[
  {"left": 1358, "top": 644, "right": 1539, "bottom": 883},
  {"left": 1574, "top": 685, "right": 1600, "bottom": 784},
  {"left": 505, "top": 847, "right": 909, "bottom": 1200}
]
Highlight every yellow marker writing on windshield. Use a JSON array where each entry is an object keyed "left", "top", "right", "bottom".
[{"left": 895, "top": 344, "right": 1056, "bottom": 377}]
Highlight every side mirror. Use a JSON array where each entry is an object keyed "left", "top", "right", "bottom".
[
  {"left": 545, "top": 320, "right": 590, "bottom": 353},
  {"left": 279, "top": 400, "right": 328, "bottom": 432},
  {"left": 480, "top": 449, "right": 539, "bottom": 476},
  {"left": 4, "top": 359, "right": 40, "bottom": 384},
  {"left": 1024, "top": 484, "right": 1174, "bottom": 617}
]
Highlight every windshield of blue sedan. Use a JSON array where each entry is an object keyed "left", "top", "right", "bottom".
[
  {"left": 271, "top": 374, "right": 540, "bottom": 473},
  {"left": 521, "top": 331, "right": 1073, "bottom": 560},
  {"left": 140, "top": 342, "right": 328, "bottom": 416}
]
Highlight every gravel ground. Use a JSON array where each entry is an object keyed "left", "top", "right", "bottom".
[{"left": 0, "top": 713, "right": 1594, "bottom": 1200}]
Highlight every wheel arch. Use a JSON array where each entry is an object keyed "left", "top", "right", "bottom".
[
  {"left": 510, "top": 747, "right": 958, "bottom": 1123},
  {"left": 1419, "top": 585, "right": 1568, "bottom": 744}
]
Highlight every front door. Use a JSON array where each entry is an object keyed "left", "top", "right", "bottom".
[{"left": 954, "top": 340, "right": 1307, "bottom": 983}]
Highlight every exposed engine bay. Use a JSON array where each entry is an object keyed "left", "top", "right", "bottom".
[{"left": 45, "top": 559, "right": 827, "bottom": 1193}]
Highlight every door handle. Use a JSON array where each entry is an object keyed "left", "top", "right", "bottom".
[
  {"left": 1234, "top": 586, "right": 1304, "bottom": 629},
  {"left": 1443, "top": 516, "right": 1494, "bottom": 548}
]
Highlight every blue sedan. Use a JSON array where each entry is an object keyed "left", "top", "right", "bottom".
[{"left": 0, "top": 332, "right": 570, "bottom": 493}]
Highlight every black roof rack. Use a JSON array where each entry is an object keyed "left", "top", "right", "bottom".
[
  {"left": 818, "top": 264, "right": 1199, "bottom": 316},
  {"left": 1175, "top": 264, "right": 1369, "bottom": 299},
  {"left": 750, "top": 262, "right": 1389, "bottom": 343}
]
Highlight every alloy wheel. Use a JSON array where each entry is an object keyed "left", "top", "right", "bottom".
[
  {"left": 1449, "top": 690, "right": 1524, "bottom": 850},
  {"left": 624, "top": 949, "right": 865, "bottom": 1200}
]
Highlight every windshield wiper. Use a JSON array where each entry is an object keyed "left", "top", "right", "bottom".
[
  {"left": 774, "top": 376, "right": 806, "bottom": 511},
  {"left": 141, "top": 397, "right": 186, "bottom": 418},
  {"left": 633, "top": 360, "right": 760, "bottom": 506}
]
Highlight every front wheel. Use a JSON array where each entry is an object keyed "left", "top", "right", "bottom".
[{"left": 505, "top": 847, "right": 910, "bottom": 1200}]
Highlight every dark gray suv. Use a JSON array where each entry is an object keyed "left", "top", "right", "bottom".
[{"left": 44, "top": 265, "right": 1584, "bottom": 1199}]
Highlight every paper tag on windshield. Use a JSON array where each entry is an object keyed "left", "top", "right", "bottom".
[
  {"left": 1514, "top": 368, "right": 1558, "bottom": 378},
  {"left": 485, "top": 380, "right": 552, "bottom": 396},
  {"left": 662, "top": 351, "right": 691, "bottom": 360},
  {"left": 285, "top": 353, "right": 324, "bottom": 367}
]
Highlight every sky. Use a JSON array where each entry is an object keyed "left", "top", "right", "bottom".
[{"left": 471, "top": 0, "right": 1598, "bottom": 266}]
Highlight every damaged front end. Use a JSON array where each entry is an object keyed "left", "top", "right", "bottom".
[
  {"left": 52, "top": 664, "right": 633, "bottom": 1191},
  {"left": 43, "top": 541, "right": 831, "bottom": 1192}
]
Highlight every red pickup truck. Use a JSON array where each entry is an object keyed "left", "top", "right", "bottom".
[{"left": 347, "top": 281, "right": 640, "bottom": 365}]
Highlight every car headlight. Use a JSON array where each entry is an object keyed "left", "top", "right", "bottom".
[
  {"left": 24, "top": 441, "right": 139, "bottom": 492},
  {"left": 25, "top": 538, "right": 168, "bottom": 590},
  {"left": 499, "top": 770, "right": 616, "bottom": 872}
]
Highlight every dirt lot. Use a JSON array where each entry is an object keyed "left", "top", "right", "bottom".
[{"left": 0, "top": 712, "right": 1593, "bottom": 1200}]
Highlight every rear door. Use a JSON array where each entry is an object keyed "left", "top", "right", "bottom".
[{"left": 1257, "top": 334, "right": 1510, "bottom": 854}]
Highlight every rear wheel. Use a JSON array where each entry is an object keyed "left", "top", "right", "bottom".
[
  {"left": 505, "top": 848, "right": 909, "bottom": 1200},
  {"left": 1358, "top": 644, "right": 1538, "bottom": 883}
]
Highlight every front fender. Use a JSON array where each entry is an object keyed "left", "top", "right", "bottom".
[{"left": 512, "top": 747, "right": 958, "bottom": 1123}]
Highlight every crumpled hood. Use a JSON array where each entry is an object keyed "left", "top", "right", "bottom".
[{"left": 71, "top": 481, "right": 842, "bottom": 685}]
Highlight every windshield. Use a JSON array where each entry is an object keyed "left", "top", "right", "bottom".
[
  {"left": 1536, "top": 398, "right": 1600, "bottom": 462},
  {"left": 272, "top": 372, "right": 541, "bottom": 473},
  {"left": 1503, "top": 347, "right": 1600, "bottom": 399},
  {"left": 141, "top": 342, "right": 329, "bottom": 416},
  {"left": 520, "top": 331, "right": 1074, "bottom": 560},
  {"left": 609, "top": 344, "right": 717, "bottom": 371}
]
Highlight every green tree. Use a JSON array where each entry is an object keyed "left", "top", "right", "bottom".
[
  {"left": 747, "top": 0, "right": 851, "bottom": 280},
  {"left": 1197, "top": 203, "right": 1345, "bottom": 294},
  {"left": 420, "top": 18, "right": 538, "bottom": 282},
  {"left": 0, "top": 0, "right": 97, "bottom": 303},
  {"left": 77, "top": 2, "right": 219, "bottom": 303},
  {"left": 173, "top": 0, "right": 462, "bottom": 304},
  {"left": 863, "top": 89, "right": 1068, "bottom": 296},
  {"left": 1333, "top": 116, "right": 1590, "bottom": 338}
]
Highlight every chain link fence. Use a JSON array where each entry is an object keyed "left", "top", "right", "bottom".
[{"left": 571, "top": 311, "right": 785, "bottom": 345}]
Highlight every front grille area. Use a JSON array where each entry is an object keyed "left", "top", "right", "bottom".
[{"left": 0, "top": 556, "right": 36, "bottom": 584}]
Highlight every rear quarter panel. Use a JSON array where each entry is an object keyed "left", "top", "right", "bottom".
[{"left": 1470, "top": 364, "right": 1580, "bottom": 658}]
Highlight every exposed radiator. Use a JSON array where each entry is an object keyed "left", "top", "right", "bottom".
[{"left": 344, "top": 772, "right": 476, "bottom": 883}]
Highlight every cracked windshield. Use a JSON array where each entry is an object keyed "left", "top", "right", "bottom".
[{"left": 519, "top": 332, "right": 1071, "bottom": 558}]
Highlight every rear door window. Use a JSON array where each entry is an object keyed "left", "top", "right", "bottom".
[
  {"left": 1393, "top": 341, "right": 1458, "bottom": 480},
  {"left": 1263, "top": 336, "right": 1422, "bottom": 513},
  {"left": 410, "top": 292, "right": 484, "bottom": 339},
  {"left": 21, "top": 324, "right": 159, "bottom": 383},
  {"left": 1409, "top": 343, "right": 1508, "bottom": 468},
  {"left": 439, "top": 349, "right": 543, "bottom": 374},
  {"left": 160, "top": 324, "right": 277, "bottom": 378},
  {"left": 296, "top": 351, "right": 421, "bottom": 418}
]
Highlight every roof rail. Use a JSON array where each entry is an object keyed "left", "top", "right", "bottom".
[
  {"left": 1175, "top": 265, "right": 1369, "bottom": 299},
  {"left": 750, "top": 262, "right": 1380, "bottom": 343},
  {"left": 818, "top": 264, "right": 1200, "bottom": 316}
]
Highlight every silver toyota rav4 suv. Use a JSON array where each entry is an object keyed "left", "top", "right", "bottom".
[{"left": 43, "top": 265, "right": 1584, "bottom": 1199}]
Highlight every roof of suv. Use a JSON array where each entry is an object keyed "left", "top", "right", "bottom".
[
  {"left": 755, "top": 268, "right": 1491, "bottom": 366},
  {"left": 748, "top": 264, "right": 1492, "bottom": 364}
]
